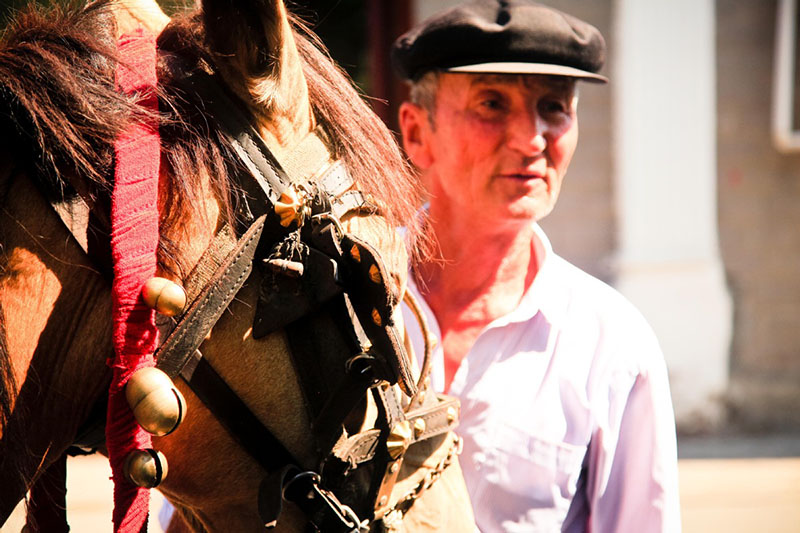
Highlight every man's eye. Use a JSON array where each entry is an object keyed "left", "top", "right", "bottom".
[
  {"left": 541, "top": 100, "right": 567, "bottom": 114},
  {"left": 481, "top": 98, "right": 503, "bottom": 110}
]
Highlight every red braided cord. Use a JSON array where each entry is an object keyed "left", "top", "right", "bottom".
[{"left": 107, "top": 28, "right": 160, "bottom": 533}]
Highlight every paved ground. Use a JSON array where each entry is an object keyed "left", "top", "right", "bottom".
[{"left": 4, "top": 434, "right": 800, "bottom": 532}]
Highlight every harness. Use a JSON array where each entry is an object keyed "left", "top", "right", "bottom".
[{"left": 41, "top": 67, "right": 461, "bottom": 531}]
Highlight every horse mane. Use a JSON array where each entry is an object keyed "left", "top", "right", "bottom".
[{"left": 0, "top": 1, "right": 135, "bottom": 195}]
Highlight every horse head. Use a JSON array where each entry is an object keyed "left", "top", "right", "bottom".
[{"left": 0, "top": 1, "right": 474, "bottom": 531}]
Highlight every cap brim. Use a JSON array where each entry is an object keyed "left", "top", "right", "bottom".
[{"left": 446, "top": 62, "right": 608, "bottom": 83}]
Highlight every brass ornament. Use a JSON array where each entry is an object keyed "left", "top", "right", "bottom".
[
  {"left": 350, "top": 244, "right": 361, "bottom": 262},
  {"left": 386, "top": 421, "right": 412, "bottom": 460},
  {"left": 126, "top": 367, "right": 186, "bottom": 436},
  {"left": 124, "top": 449, "right": 168, "bottom": 488},
  {"left": 368, "top": 264, "right": 381, "bottom": 284},
  {"left": 371, "top": 308, "right": 382, "bottom": 326},
  {"left": 141, "top": 277, "right": 186, "bottom": 317},
  {"left": 413, "top": 418, "right": 426, "bottom": 438},
  {"left": 274, "top": 189, "right": 304, "bottom": 228},
  {"left": 446, "top": 406, "right": 458, "bottom": 424}
]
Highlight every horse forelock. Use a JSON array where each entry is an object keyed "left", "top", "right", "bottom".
[{"left": 0, "top": 2, "right": 133, "bottom": 191}]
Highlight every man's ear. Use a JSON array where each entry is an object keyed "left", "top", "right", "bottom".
[{"left": 398, "top": 102, "right": 434, "bottom": 169}]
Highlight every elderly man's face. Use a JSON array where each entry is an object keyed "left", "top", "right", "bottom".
[{"left": 404, "top": 73, "right": 579, "bottom": 228}]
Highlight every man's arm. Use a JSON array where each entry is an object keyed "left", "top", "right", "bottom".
[{"left": 587, "top": 354, "right": 681, "bottom": 532}]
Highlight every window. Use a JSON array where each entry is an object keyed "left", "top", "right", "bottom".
[{"left": 772, "top": 0, "right": 800, "bottom": 151}]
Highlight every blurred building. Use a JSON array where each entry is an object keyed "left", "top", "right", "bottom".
[{"left": 308, "top": 0, "right": 800, "bottom": 434}]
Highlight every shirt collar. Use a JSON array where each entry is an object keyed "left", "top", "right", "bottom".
[
  {"left": 404, "top": 215, "right": 569, "bottom": 331},
  {"left": 492, "top": 223, "right": 568, "bottom": 330}
]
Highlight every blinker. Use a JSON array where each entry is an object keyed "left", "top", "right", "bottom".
[
  {"left": 141, "top": 277, "right": 187, "bottom": 317},
  {"left": 125, "top": 367, "right": 186, "bottom": 436}
]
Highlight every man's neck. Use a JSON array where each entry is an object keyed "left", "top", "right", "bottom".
[
  {"left": 416, "top": 206, "right": 540, "bottom": 327},
  {"left": 414, "top": 205, "right": 541, "bottom": 390}
]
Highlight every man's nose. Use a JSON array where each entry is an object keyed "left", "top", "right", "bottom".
[{"left": 507, "top": 112, "right": 547, "bottom": 156}]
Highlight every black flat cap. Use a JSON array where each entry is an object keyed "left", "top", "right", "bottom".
[{"left": 392, "top": 0, "right": 607, "bottom": 83}]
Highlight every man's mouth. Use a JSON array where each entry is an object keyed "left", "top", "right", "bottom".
[{"left": 497, "top": 171, "right": 546, "bottom": 181}]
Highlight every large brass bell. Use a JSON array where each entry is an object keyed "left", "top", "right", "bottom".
[
  {"left": 125, "top": 367, "right": 186, "bottom": 436},
  {"left": 124, "top": 448, "right": 168, "bottom": 488},
  {"left": 141, "top": 277, "right": 187, "bottom": 317}
]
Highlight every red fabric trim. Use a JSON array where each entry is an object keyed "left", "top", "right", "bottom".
[{"left": 107, "top": 28, "right": 160, "bottom": 533}]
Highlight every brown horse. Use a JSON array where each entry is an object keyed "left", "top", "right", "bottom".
[{"left": 0, "top": 0, "right": 474, "bottom": 531}]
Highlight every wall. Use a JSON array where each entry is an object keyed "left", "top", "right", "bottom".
[
  {"left": 405, "top": 0, "right": 800, "bottom": 432},
  {"left": 717, "top": 0, "right": 800, "bottom": 431}
]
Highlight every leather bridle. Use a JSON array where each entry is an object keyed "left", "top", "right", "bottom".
[{"left": 48, "top": 70, "right": 461, "bottom": 532}]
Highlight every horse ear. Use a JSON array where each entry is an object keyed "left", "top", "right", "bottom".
[
  {"left": 110, "top": 0, "right": 170, "bottom": 39},
  {"left": 200, "top": 0, "right": 288, "bottom": 101},
  {"left": 200, "top": 0, "right": 312, "bottom": 147}
]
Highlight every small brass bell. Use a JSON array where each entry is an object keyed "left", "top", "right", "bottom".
[
  {"left": 125, "top": 367, "right": 186, "bottom": 436},
  {"left": 141, "top": 277, "right": 187, "bottom": 317},
  {"left": 124, "top": 448, "right": 168, "bottom": 488}
]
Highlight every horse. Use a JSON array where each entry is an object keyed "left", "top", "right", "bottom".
[{"left": 0, "top": 0, "right": 475, "bottom": 531}]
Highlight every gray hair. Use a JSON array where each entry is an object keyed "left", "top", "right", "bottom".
[{"left": 408, "top": 70, "right": 441, "bottom": 124}]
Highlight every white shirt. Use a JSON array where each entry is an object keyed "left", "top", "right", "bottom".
[{"left": 402, "top": 225, "right": 681, "bottom": 533}]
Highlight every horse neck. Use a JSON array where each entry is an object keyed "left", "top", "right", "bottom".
[{"left": 0, "top": 165, "right": 113, "bottom": 512}]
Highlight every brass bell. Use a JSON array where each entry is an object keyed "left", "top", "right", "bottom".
[
  {"left": 141, "top": 277, "right": 187, "bottom": 317},
  {"left": 123, "top": 448, "right": 168, "bottom": 488},
  {"left": 125, "top": 367, "right": 186, "bottom": 436}
]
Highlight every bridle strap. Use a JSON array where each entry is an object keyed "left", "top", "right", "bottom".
[
  {"left": 178, "top": 72, "right": 289, "bottom": 209},
  {"left": 178, "top": 349, "right": 299, "bottom": 471},
  {"left": 155, "top": 214, "right": 266, "bottom": 378}
]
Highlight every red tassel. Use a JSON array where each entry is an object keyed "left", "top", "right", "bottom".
[{"left": 107, "top": 28, "right": 160, "bottom": 533}]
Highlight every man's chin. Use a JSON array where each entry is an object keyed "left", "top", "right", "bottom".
[{"left": 504, "top": 197, "right": 554, "bottom": 222}]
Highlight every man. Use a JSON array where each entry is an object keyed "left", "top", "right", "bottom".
[{"left": 392, "top": 1, "right": 681, "bottom": 531}]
